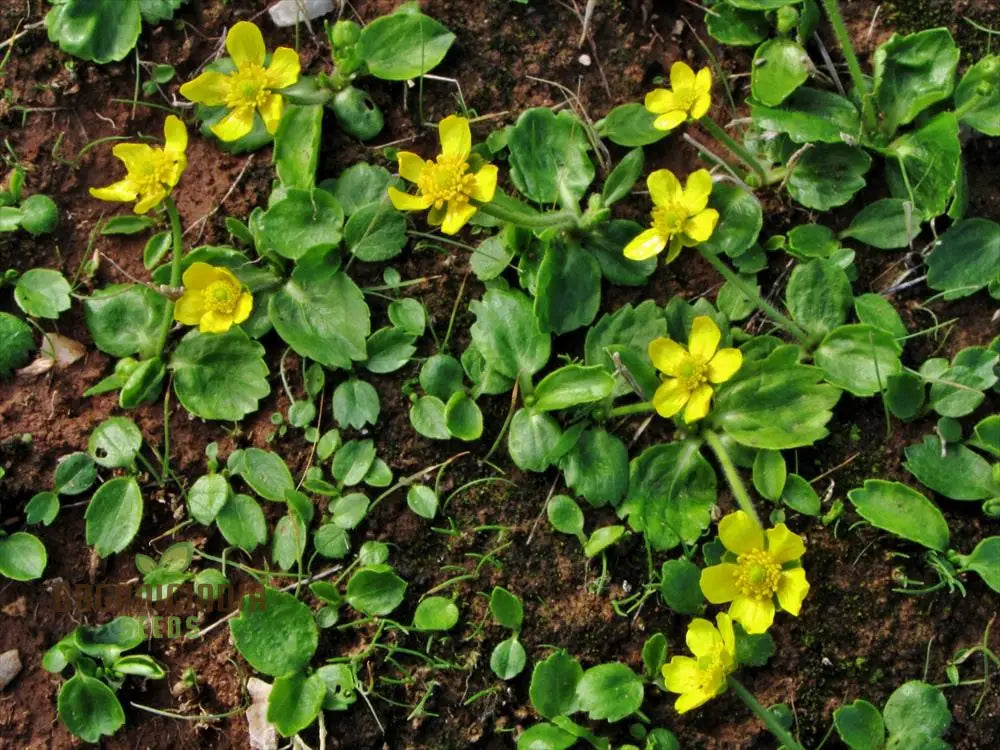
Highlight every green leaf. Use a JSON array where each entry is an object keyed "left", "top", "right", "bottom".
[
  {"left": 0, "top": 312, "right": 34, "bottom": 377},
  {"left": 847, "top": 480, "right": 950, "bottom": 551},
  {"left": 583, "top": 525, "right": 625, "bottom": 557},
  {"left": 138, "top": 0, "right": 185, "bottom": 24},
  {"left": 957, "top": 537, "right": 1000, "bottom": 593},
  {"left": 332, "top": 493, "right": 370, "bottom": 530},
  {"left": 491, "top": 636, "right": 527, "bottom": 679},
  {"left": 315, "top": 663, "right": 358, "bottom": 710},
  {"left": 508, "top": 409, "right": 562, "bottom": 472},
  {"left": 834, "top": 699, "right": 886, "bottom": 750},
  {"left": 85, "top": 477, "right": 143, "bottom": 557},
  {"left": 274, "top": 105, "right": 323, "bottom": 190},
  {"left": 17, "top": 194, "right": 58, "bottom": 235},
  {"left": 489, "top": 586, "right": 523, "bottom": 631},
  {"left": 413, "top": 596, "right": 460, "bottom": 631},
  {"left": 547, "top": 495, "right": 585, "bottom": 537},
  {"left": 269, "top": 265, "right": 370, "bottom": 370},
  {"left": 711, "top": 345, "right": 841, "bottom": 449},
  {"left": 642, "top": 633, "right": 669, "bottom": 680},
  {"left": 884, "top": 112, "right": 961, "bottom": 220},
  {"left": 57, "top": 674, "right": 125, "bottom": 743},
  {"left": 699, "top": 184, "right": 763, "bottom": 258},
  {"left": 926, "top": 218, "right": 1000, "bottom": 300},
  {"left": 706, "top": 3, "right": 769, "bottom": 45},
  {"left": 750, "top": 87, "right": 861, "bottom": 143},
  {"left": 230, "top": 587, "right": 318, "bottom": 676},
  {"left": 751, "top": 38, "right": 810, "bottom": 106},
  {"left": 508, "top": 108, "right": 595, "bottom": 205},
  {"left": 268, "top": 671, "right": 326, "bottom": 737},
  {"left": 358, "top": 9, "right": 455, "bottom": 80},
  {"left": 786, "top": 259, "right": 853, "bottom": 339},
  {"left": 87, "top": 417, "right": 142, "bottom": 469},
  {"left": 752, "top": 449, "right": 787, "bottom": 502},
  {"left": 781, "top": 473, "right": 822, "bottom": 516},
  {"left": 841, "top": 199, "right": 919, "bottom": 249},
  {"left": 954, "top": 55, "right": 1000, "bottom": 136},
  {"left": 470, "top": 287, "right": 550, "bottom": 380},
  {"left": 258, "top": 188, "right": 344, "bottom": 260},
  {"left": 314, "top": 524, "right": 349, "bottom": 559},
  {"left": 602, "top": 148, "right": 644, "bottom": 206},
  {"left": 84, "top": 284, "right": 169, "bottom": 359},
  {"left": 471, "top": 234, "right": 515, "bottom": 281},
  {"left": 530, "top": 650, "right": 582, "bottom": 719},
  {"left": 388, "top": 298, "right": 426, "bottom": 336},
  {"left": 419, "top": 354, "right": 464, "bottom": 400},
  {"left": 659, "top": 558, "right": 704, "bottom": 615},
  {"left": 14, "top": 268, "right": 71, "bottom": 319},
  {"left": 364, "top": 327, "right": 415, "bottom": 373},
  {"left": 237, "top": 448, "right": 294, "bottom": 502},
  {"left": 584, "top": 220, "right": 657, "bottom": 286},
  {"left": 333, "top": 378, "right": 380, "bottom": 430},
  {"left": 444, "top": 391, "right": 483, "bottom": 441},
  {"left": 560, "top": 428, "right": 628, "bottom": 508},
  {"left": 101, "top": 215, "right": 155, "bottom": 236},
  {"left": 332, "top": 439, "right": 376, "bottom": 486},
  {"left": 345, "top": 200, "right": 407, "bottom": 262},
  {"left": 854, "top": 294, "right": 907, "bottom": 339},
  {"left": 113, "top": 654, "right": 167, "bottom": 678},
  {"left": 882, "top": 681, "right": 951, "bottom": 745},
  {"left": 188, "top": 474, "right": 230, "bottom": 525},
  {"left": 26, "top": 491, "right": 60, "bottom": 526},
  {"left": 216, "top": 493, "right": 266, "bottom": 551},
  {"left": 873, "top": 29, "right": 959, "bottom": 135},
  {"left": 45, "top": 0, "right": 141, "bottom": 63},
  {"left": 903, "top": 435, "right": 997, "bottom": 501},
  {"left": 517, "top": 724, "right": 576, "bottom": 750},
  {"left": 815, "top": 324, "right": 902, "bottom": 396},
  {"left": 595, "top": 103, "right": 664, "bottom": 147},
  {"left": 270, "top": 518, "right": 303, "bottom": 571},
  {"left": 409, "top": 395, "right": 451, "bottom": 440},
  {"left": 54, "top": 452, "right": 97, "bottom": 495},
  {"left": 625, "top": 441, "right": 716, "bottom": 551},
  {"left": 533, "top": 242, "right": 602, "bottom": 334},
  {"left": 532, "top": 365, "right": 615, "bottom": 413},
  {"left": 584, "top": 300, "right": 665, "bottom": 397},
  {"left": 346, "top": 565, "right": 407, "bottom": 616},
  {"left": 323, "top": 163, "right": 396, "bottom": 215},
  {"left": 0, "top": 532, "right": 47, "bottom": 581},
  {"left": 971, "top": 416, "right": 1000, "bottom": 458},
  {"left": 788, "top": 144, "right": 871, "bottom": 210},
  {"left": 576, "top": 663, "right": 644, "bottom": 722},
  {"left": 406, "top": 485, "right": 438, "bottom": 519}
]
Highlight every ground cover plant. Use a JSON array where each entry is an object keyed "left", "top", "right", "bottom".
[{"left": 0, "top": 0, "right": 997, "bottom": 747}]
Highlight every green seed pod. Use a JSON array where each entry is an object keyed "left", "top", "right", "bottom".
[
  {"left": 775, "top": 6, "right": 799, "bottom": 35},
  {"left": 114, "top": 357, "right": 139, "bottom": 379},
  {"left": 330, "top": 86, "right": 384, "bottom": 141},
  {"left": 329, "top": 20, "right": 361, "bottom": 49},
  {"left": 119, "top": 357, "right": 165, "bottom": 409}
]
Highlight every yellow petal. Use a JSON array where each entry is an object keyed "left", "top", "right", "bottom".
[
  {"left": 695, "top": 66, "right": 713, "bottom": 95},
  {"left": 682, "top": 169, "right": 714, "bottom": 215},
  {"left": 653, "top": 110, "right": 688, "bottom": 131},
  {"left": 675, "top": 688, "right": 716, "bottom": 714},
  {"left": 648, "top": 337, "right": 691, "bottom": 377},
  {"left": 266, "top": 47, "right": 301, "bottom": 89},
  {"left": 440, "top": 201, "right": 477, "bottom": 234},
  {"left": 258, "top": 93, "right": 284, "bottom": 135},
  {"left": 215, "top": 266, "right": 242, "bottom": 288},
  {"left": 670, "top": 61, "right": 696, "bottom": 92},
  {"left": 226, "top": 21, "right": 266, "bottom": 69},
  {"left": 766, "top": 524, "right": 806, "bottom": 564},
  {"left": 730, "top": 595, "right": 776, "bottom": 635},
  {"left": 388, "top": 186, "right": 432, "bottom": 212},
  {"left": 685, "top": 618, "right": 721, "bottom": 658},
  {"left": 211, "top": 105, "right": 256, "bottom": 142},
  {"left": 163, "top": 155, "right": 187, "bottom": 189},
  {"left": 700, "top": 563, "right": 740, "bottom": 604},
  {"left": 134, "top": 190, "right": 166, "bottom": 214},
  {"left": 683, "top": 208, "right": 719, "bottom": 244},
  {"left": 716, "top": 613, "right": 736, "bottom": 658},
  {"left": 688, "top": 315, "right": 721, "bottom": 362},
  {"left": 199, "top": 310, "right": 234, "bottom": 334},
  {"left": 179, "top": 71, "right": 230, "bottom": 106},
  {"left": 438, "top": 115, "right": 471, "bottom": 160},
  {"left": 111, "top": 143, "right": 155, "bottom": 173},
  {"left": 683, "top": 383, "right": 713, "bottom": 423},
  {"left": 622, "top": 227, "right": 666, "bottom": 261},
  {"left": 647, "top": 169, "right": 682, "bottom": 206},
  {"left": 162, "top": 116, "right": 188, "bottom": 158},
  {"left": 173, "top": 290, "right": 206, "bottom": 325},
  {"left": 644, "top": 88, "right": 675, "bottom": 114},
  {"left": 690, "top": 92, "right": 711, "bottom": 120},
  {"left": 233, "top": 292, "right": 254, "bottom": 324},
  {"left": 776, "top": 568, "right": 810, "bottom": 616},
  {"left": 89, "top": 180, "right": 138, "bottom": 204},
  {"left": 707, "top": 348, "right": 742, "bottom": 384},
  {"left": 652, "top": 378, "right": 690, "bottom": 418},
  {"left": 470, "top": 164, "right": 498, "bottom": 202},
  {"left": 662, "top": 656, "right": 701, "bottom": 694},
  {"left": 718, "top": 510, "right": 764, "bottom": 554},
  {"left": 396, "top": 151, "right": 427, "bottom": 184},
  {"left": 427, "top": 204, "right": 446, "bottom": 226},
  {"left": 182, "top": 262, "right": 222, "bottom": 291}
]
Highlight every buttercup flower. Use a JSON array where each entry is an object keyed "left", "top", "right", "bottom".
[
  {"left": 648, "top": 316, "right": 742, "bottom": 423},
  {"left": 180, "top": 21, "right": 300, "bottom": 141},
  {"left": 174, "top": 262, "right": 253, "bottom": 334},
  {"left": 622, "top": 169, "right": 719, "bottom": 262},
  {"left": 700, "top": 510, "right": 810, "bottom": 635},
  {"left": 387, "top": 115, "right": 498, "bottom": 235},
  {"left": 89, "top": 115, "right": 187, "bottom": 214},
  {"left": 645, "top": 61, "right": 712, "bottom": 131},
  {"left": 662, "top": 613, "right": 736, "bottom": 714}
]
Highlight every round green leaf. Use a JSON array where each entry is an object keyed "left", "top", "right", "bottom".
[
  {"left": 903, "top": 435, "right": 997, "bottom": 501},
  {"left": 508, "top": 409, "right": 561, "bottom": 473},
  {"left": 45, "top": 0, "right": 141, "bottom": 63},
  {"left": 583, "top": 525, "right": 625, "bottom": 557},
  {"left": 489, "top": 586, "right": 524, "bottom": 631},
  {"left": 419, "top": 354, "right": 465, "bottom": 401},
  {"left": 387, "top": 298, "right": 426, "bottom": 336},
  {"left": 364, "top": 327, "right": 416, "bottom": 373},
  {"left": 267, "top": 671, "right": 326, "bottom": 737},
  {"left": 958, "top": 537, "right": 1000, "bottom": 593},
  {"left": 333, "top": 378, "right": 380, "bottom": 430},
  {"left": 54, "top": 452, "right": 97, "bottom": 496},
  {"left": 25, "top": 491, "right": 60, "bottom": 526},
  {"left": 406, "top": 485, "right": 438, "bottom": 519},
  {"left": 883, "top": 681, "right": 951, "bottom": 742},
  {"left": 659, "top": 558, "right": 704, "bottom": 615},
  {"left": 751, "top": 38, "right": 810, "bottom": 106},
  {"left": 841, "top": 199, "right": 920, "bottom": 250},
  {"left": 547, "top": 495, "right": 585, "bottom": 537},
  {"left": 188, "top": 474, "right": 231, "bottom": 525},
  {"left": 750, "top": 87, "right": 861, "bottom": 143},
  {"left": 258, "top": 188, "right": 344, "bottom": 260},
  {"left": 413, "top": 596, "right": 460, "bottom": 631},
  {"left": 873, "top": 29, "right": 959, "bottom": 134},
  {"left": 84, "top": 284, "right": 170, "bottom": 359},
  {"left": 534, "top": 242, "right": 602, "bottom": 334},
  {"left": 752, "top": 449, "right": 787, "bottom": 502},
  {"left": 87, "top": 417, "right": 142, "bottom": 469},
  {"left": 314, "top": 524, "right": 350, "bottom": 559},
  {"left": 346, "top": 565, "right": 408, "bottom": 616},
  {"left": 0, "top": 312, "right": 35, "bottom": 377},
  {"left": 706, "top": 3, "right": 769, "bottom": 46},
  {"left": 834, "top": 699, "right": 886, "bottom": 750},
  {"left": 532, "top": 364, "right": 615, "bottom": 413},
  {"left": 781, "top": 473, "right": 821, "bottom": 516},
  {"left": 576, "top": 663, "right": 644, "bottom": 722},
  {"left": 85, "top": 477, "right": 143, "bottom": 558},
  {"left": 698, "top": 183, "right": 762, "bottom": 258},
  {"left": 786, "top": 259, "right": 853, "bottom": 339},
  {"left": 954, "top": 55, "right": 1000, "bottom": 136},
  {"left": 18, "top": 194, "right": 58, "bottom": 235},
  {"left": 444, "top": 391, "right": 483, "bottom": 441},
  {"left": 854, "top": 294, "right": 907, "bottom": 339},
  {"left": 490, "top": 636, "right": 527, "bottom": 680},
  {"left": 471, "top": 287, "right": 551, "bottom": 380},
  {"left": 596, "top": 103, "right": 665, "bottom": 147},
  {"left": 788, "top": 144, "right": 871, "bottom": 210},
  {"left": 926, "top": 218, "right": 1000, "bottom": 300},
  {"left": 14, "top": 268, "right": 71, "bottom": 319},
  {"left": 410, "top": 395, "right": 451, "bottom": 440},
  {"left": 332, "top": 439, "right": 376, "bottom": 486},
  {"left": 508, "top": 108, "right": 595, "bottom": 205},
  {"left": 216, "top": 493, "right": 267, "bottom": 552},
  {"left": 230, "top": 587, "right": 318, "bottom": 676},
  {"left": 848, "top": 480, "right": 950, "bottom": 551},
  {"left": 323, "top": 163, "right": 395, "bottom": 215},
  {"left": 345, "top": 201, "right": 407, "bottom": 262},
  {"left": 560, "top": 428, "right": 628, "bottom": 508},
  {"left": 56, "top": 674, "right": 125, "bottom": 744},
  {"left": 884, "top": 113, "right": 961, "bottom": 220},
  {"left": 237, "top": 448, "right": 294, "bottom": 502},
  {"left": 0, "top": 532, "right": 47, "bottom": 581},
  {"left": 815, "top": 324, "right": 902, "bottom": 396},
  {"left": 358, "top": 10, "right": 455, "bottom": 80},
  {"left": 529, "top": 650, "right": 583, "bottom": 719}
]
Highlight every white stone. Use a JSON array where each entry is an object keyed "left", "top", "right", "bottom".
[{"left": 268, "top": 0, "right": 335, "bottom": 27}]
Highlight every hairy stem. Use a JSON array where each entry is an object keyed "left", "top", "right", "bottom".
[
  {"left": 704, "top": 430, "right": 761, "bottom": 527},
  {"left": 728, "top": 676, "right": 807, "bottom": 750},
  {"left": 476, "top": 200, "right": 579, "bottom": 231},
  {"left": 699, "top": 116, "right": 767, "bottom": 180},
  {"left": 819, "top": 0, "right": 878, "bottom": 134}
]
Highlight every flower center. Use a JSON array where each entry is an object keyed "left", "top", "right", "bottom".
[
  {"left": 735, "top": 548, "right": 782, "bottom": 600},
  {"left": 651, "top": 203, "right": 688, "bottom": 238},
  {"left": 673, "top": 85, "right": 696, "bottom": 112},
  {"left": 417, "top": 155, "right": 478, "bottom": 209},
  {"left": 202, "top": 279, "right": 241, "bottom": 315},
  {"left": 224, "top": 64, "right": 271, "bottom": 109},
  {"left": 133, "top": 149, "right": 178, "bottom": 197},
  {"left": 694, "top": 644, "right": 730, "bottom": 693},
  {"left": 678, "top": 358, "right": 708, "bottom": 391}
]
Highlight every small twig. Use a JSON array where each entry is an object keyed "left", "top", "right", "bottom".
[
  {"left": 526, "top": 476, "right": 561, "bottom": 545},
  {"left": 184, "top": 155, "right": 255, "bottom": 240},
  {"left": 813, "top": 32, "right": 846, "bottom": 96},
  {"left": 0, "top": 19, "right": 44, "bottom": 53}
]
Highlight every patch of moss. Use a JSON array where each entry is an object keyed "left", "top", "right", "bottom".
[{"left": 883, "top": 0, "right": 1000, "bottom": 62}]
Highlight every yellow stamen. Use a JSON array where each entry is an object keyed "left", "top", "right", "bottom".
[
  {"left": 735, "top": 548, "right": 782, "bottom": 600},
  {"left": 203, "top": 279, "right": 241, "bottom": 315},
  {"left": 224, "top": 64, "right": 271, "bottom": 109},
  {"left": 417, "top": 155, "right": 478, "bottom": 210}
]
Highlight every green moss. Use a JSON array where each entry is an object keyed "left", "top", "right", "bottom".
[{"left": 883, "top": 0, "right": 1000, "bottom": 62}]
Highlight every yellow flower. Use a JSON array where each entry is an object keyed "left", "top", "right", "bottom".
[
  {"left": 387, "top": 115, "right": 498, "bottom": 235},
  {"left": 661, "top": 613, "right": 736, "bottom": 714},
  {"left": 89, "top": 115, "right": 187, "bottom": 214},
  {"left": 179, "top": 21, "right": 300, "bottom": 141},
  {"left": 648, "top": 316, "right": 742, "bottom": 423},
  {"left": 700, "top": 510, "right": 810, "bottom": 635},
  {"left": 622, "top": 169, "right": 719, "bottom": 262},
  {"left": 173, "top": 262, "right": 253, "bottom": 334},
  {"left": 645, "top": 61, "right": 712, "bottom": 131}
]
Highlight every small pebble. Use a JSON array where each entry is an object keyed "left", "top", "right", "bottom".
[
  {"left": 579, "top": 54, "right": 592, "bottom": 67},
  {"left": 0, "top": 650, "right": 22, "bottom": 691}
]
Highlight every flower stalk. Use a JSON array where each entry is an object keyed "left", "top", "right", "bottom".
[
  {"left": 475, "top": 200, "right": 580, "bottom": 232},
  {"left": 698, "top": 117, "right": 767, "bottom": 181},
  {"left": 153, "top": 197, "right": 184, "bottom": 356},
  {"left": 727, "top": 676, "right": 807, "bottom": 750},
  {"left": 819, "top": 0, "right": 878, "bottom": 134},
  {"left": 703, "top": 430, "right": 761, "bottom": 528}
]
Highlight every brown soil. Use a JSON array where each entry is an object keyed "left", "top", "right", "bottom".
[{"left": 1, "top": 0, "right": 999, "bottom": 749}]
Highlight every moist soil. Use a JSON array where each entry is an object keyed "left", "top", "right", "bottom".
[{"left": 1, "top": 0, "right": 999, "bottom": 748}]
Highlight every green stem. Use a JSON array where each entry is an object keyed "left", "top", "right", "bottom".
[
  {"left": 608, "top": 401, "right": 654, "bottom": 418},
  {"left": 476, "top": 200, "right": 579, "bottom": 232},
  {"left": 703, "top": 430, "right": 760, "bottom": 527},
  {"left": 819, "top": 0, "right": 878, "bottom": 134},
  {"left": 153, "top": 197, "right": 184, "bottom": 356},
  {"left": 698, "top": 247, "right": 810, "bottom": 345},
  {"left": 699, "top": 117, "right": 767, "bottom": 180},
  {"left": 728, "top": 676, "right": 807, "bottom": 750}
]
